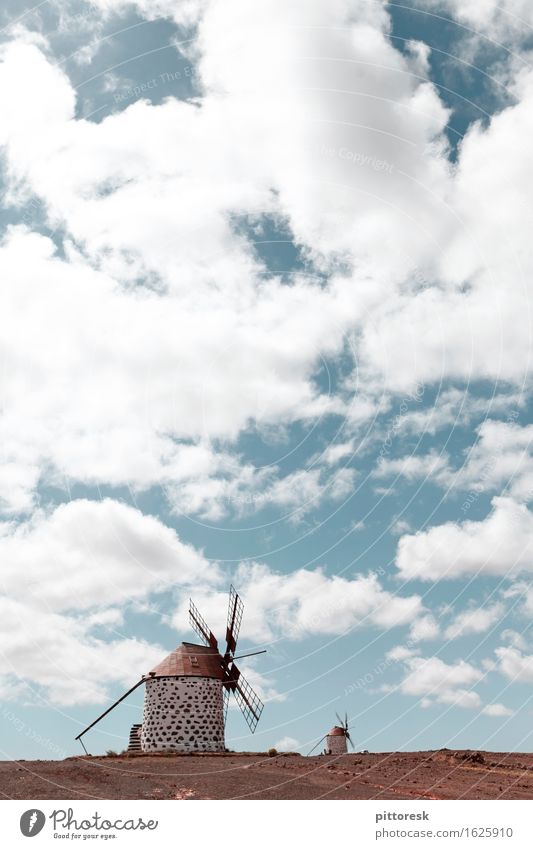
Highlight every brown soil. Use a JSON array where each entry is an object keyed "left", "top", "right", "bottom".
[{"left": 2, "top": 749, "right": 533, "bottom": 800}]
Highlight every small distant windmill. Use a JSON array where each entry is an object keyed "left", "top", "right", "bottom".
[
  {"left": 75, "top": 586, "right": 266, "bottom": 754},
  {"left": 307, "top": 712, "right": 354, "bottom": 756}
]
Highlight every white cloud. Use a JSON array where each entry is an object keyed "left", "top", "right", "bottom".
[
  {"left": 396, "top": 497, "right": 533, "bottom": 581},
  {"left": 444, "top": 603, "right": 504, "bottom": 639},
  {"left": 386, "top": 645, "right": 416, "bottom": 661},
  {"left": 0, "top": 225, "right": 357, "bottom": 514},
  {"left": 375, "top": 417, "right": 533, "bottom": 504},
  {"left": 167, "top": 464, "right": 357, "bottom": 522},
  {"left": 354, "top": 59, "right": 533, "bottom": 394},
  {"left": 321, "top": 442, "right": 356, "bottom": 466},
  {"left": 495, "top": 646, "right": 533, "bottom": 683},
  {"left": 274, "top": 736, "right": 300, "bottom": 751},
  {"left": 398, "top": 655, "right": 483, "bottom": 709},
  {"left": 409, "top": 614, "right": 440, "bottom": 642},
  {"left": 2, "top": 0, "right": 532, "bottom": 518},
  {"left": 451, "top": 421, "right": 533, "bottom": 502},
  {"left": 413, "top": 0, "right": 533, "bottom": 43},
  {"left": 500, "top": 628, "right": 528, "bottom": 650},
  {"left": 0, "top": 497, "right": 301, "bottom": 706},
  {"left": 88, "top": 0, "right": 208, "bottom": 25},
  {"left": 0, "top": 497, "right": 217, "bottom": 612},
  {"left": 0, "top": 494, "right": 424, "bottom": 703},
  {"left": 391, "top": 519, "right": 413, "bottom": 536},
  {"left": 502, "top": 583, "right": 533, "bottom": 619},
  {"left": 398, "top": 388, "right": 525, "bottom": 438},
  {"left": 374, "top": 451, "right": 450, "bottom": 484},
  {"left": 2, "top": 0, "right": 533, "bottom": 737},
  {"left": 1, "top": 0, "right": 532, "bottom": 528},
  {"left": 482, "top": 703, "right": 514, "bottom": 717},
  {"left": 1, "top": 0, "right": 533, "bottom": 726},
  {"left": 172, "top": 562, "right": 422, "bottom": 643},
  {"left": 0, "top": 595, "right": 164, "bottom": 705},
  {"left": 0, "top": 496, "right": 218, "bottom": 703}
]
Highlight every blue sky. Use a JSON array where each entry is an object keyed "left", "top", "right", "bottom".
[{"left": 1, "top": 0, "right": 533, "bottom": 761}]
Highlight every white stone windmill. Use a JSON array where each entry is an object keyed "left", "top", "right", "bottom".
[
  {"left": 307, "top": 712, "right": 354, "bottom": 756},
  {"left": 76, "top": 586, "right": 265, "bottom": 754}
]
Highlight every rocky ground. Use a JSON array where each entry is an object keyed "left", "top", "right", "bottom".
[{"left": 1, "top": 749, "right": 533, "bottom": 800}]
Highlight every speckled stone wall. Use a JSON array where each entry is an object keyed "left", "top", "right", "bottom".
[
  {"left": 326, "top": 734, "right": 347, "bottom": 755},
  {"left": 140, "top": 676, "right": 225, "bottom": 752}
]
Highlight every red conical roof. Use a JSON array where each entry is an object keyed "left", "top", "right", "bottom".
[
  {"left": 328, "top": 725, "right": 346, "bottom": 737},
  {"left": 145, "top": 642, "right": 224, "bottom": 680}
]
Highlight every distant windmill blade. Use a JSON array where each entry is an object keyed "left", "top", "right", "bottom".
[
  {"left": 335, "top": 712, "right": 344, "bottom": 728},
  {"left": 346, "top": 732, "right": 355, "bottom": 750},
  {"left": 225, "top": 585, "right": 244, "bottom": 656},
  {"left": 189, "top": 599, "right": 219, "bottom": 650},
  {"left": 225, "top": 664, "right": 264, "bottom": 732},
  {"left": 345, "top": 711, "right": 348, "bottom": 729}
]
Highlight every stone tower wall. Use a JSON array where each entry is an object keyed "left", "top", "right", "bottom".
[
  {"left": 326, "top": 734, "right": 347, "bottom": 755},
  {"left": 141, "top": 676, "right": 225, "bottom": 752}
]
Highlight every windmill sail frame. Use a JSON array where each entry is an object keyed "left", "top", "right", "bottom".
[{"left": 188, "top": 586, "right": 264, "bottom": 733}]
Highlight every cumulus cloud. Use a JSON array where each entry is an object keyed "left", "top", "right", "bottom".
[
  {"left": 451, "top": 421, "right": 533, "bottom": 502},
  {"left": 0, "top": 497, "right": 217, "bottom": 612},
  {"left": 397, "top": 388, "right": 525, "bottom": 438},
  {"left": 482, "top": 703, "right": 514, "bottom": 717},
  {"left": 1, "top": 0, "right": 533, "bottom": 726},
  {"left": 495, "top": 646, "right": 533, "bottom": 683},
  {"left": 413, "top": 0, "right": 533, "bottom": 43},
  {"left": 502, "top": 584, "right": 533, "bottom": 619},
  {"left": 409, "top": 614, "right": 440, "bottom": 643},
  {"left": 386, "top": 645, "right": 416, "bottom": 662},
  {"left": 396, "top": 497, "right": 533, "bottom": 581},
  {"left": 374, "top": 451, "right": 450, "bottom": 485},
  {"left": 444, "top": 603, "right": 505, "bottom": 640},
  {"left": 0, "top": 496, "right": 423, "bottom": 704},
  {"left": 374, "top": 417, "right": 533, "bottom": 502},
  {"left": 274, "top": 736, "right": 300, "bottom": 751},
  {"left": 166, "top": 462, "right": 357, "bottom": 522},
  {"left": 0, "top": 0, "right": 531, "bottom": 518},
  {"left": 0, "top": 597, "right": 163, "bottom": 705},
  {"left": 0, "top": 223, "right": 360, "bottom": 515},
  {"left": 172, "top": 562, "right": 422, "bottom": 643},
  {"left": 356, "top": 55, "right": 533, "bottom": 394},
  {"left": 0, "top": 497, "right": 218, "bottom": 704},
  {"left": 397, "top": 655, "right": 483, "bottom": 709}
]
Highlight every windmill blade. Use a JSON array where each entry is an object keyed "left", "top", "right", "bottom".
[
  {"left": 225, "top": 584, "right": 244, "bottom": 656},
  {"left": 223, "top": 686, "right": 229, "bottom": 724},
  {"left": 224, "top": 662, "right": 263, "bottom": 732},
  {"left": 335, "top": 712, "right": 344, "bottom": 728},
  {"left": 189, "top": 598, "right": 219, "bottom": 650},
  {"left": 345, "top": 711, "right": 348, "bottom": 730},
  {"left": 347, "top": 735, "right": 355, "bottom": 751}
]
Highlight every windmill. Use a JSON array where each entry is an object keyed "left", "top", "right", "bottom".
[
  {"left": 75, "top": 586, "right": 266, "bottom": 754},
  {"left": 307, "top": 712, "right": 354, "bottom": 756}
]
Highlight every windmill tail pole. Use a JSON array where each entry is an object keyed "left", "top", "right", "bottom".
[
  {"left": 306, "top": 734, "right": 328, "bottom": 757},
  {"left": 74, "top": 679, "right": 145, "bottom": 742},
  {"left": 231, "top": 649, "right": 267, "bottom": 661}
]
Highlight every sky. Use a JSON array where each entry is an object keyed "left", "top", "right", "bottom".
[{"left": 1, "top": 0, "right": 533, "bottom": 761}]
